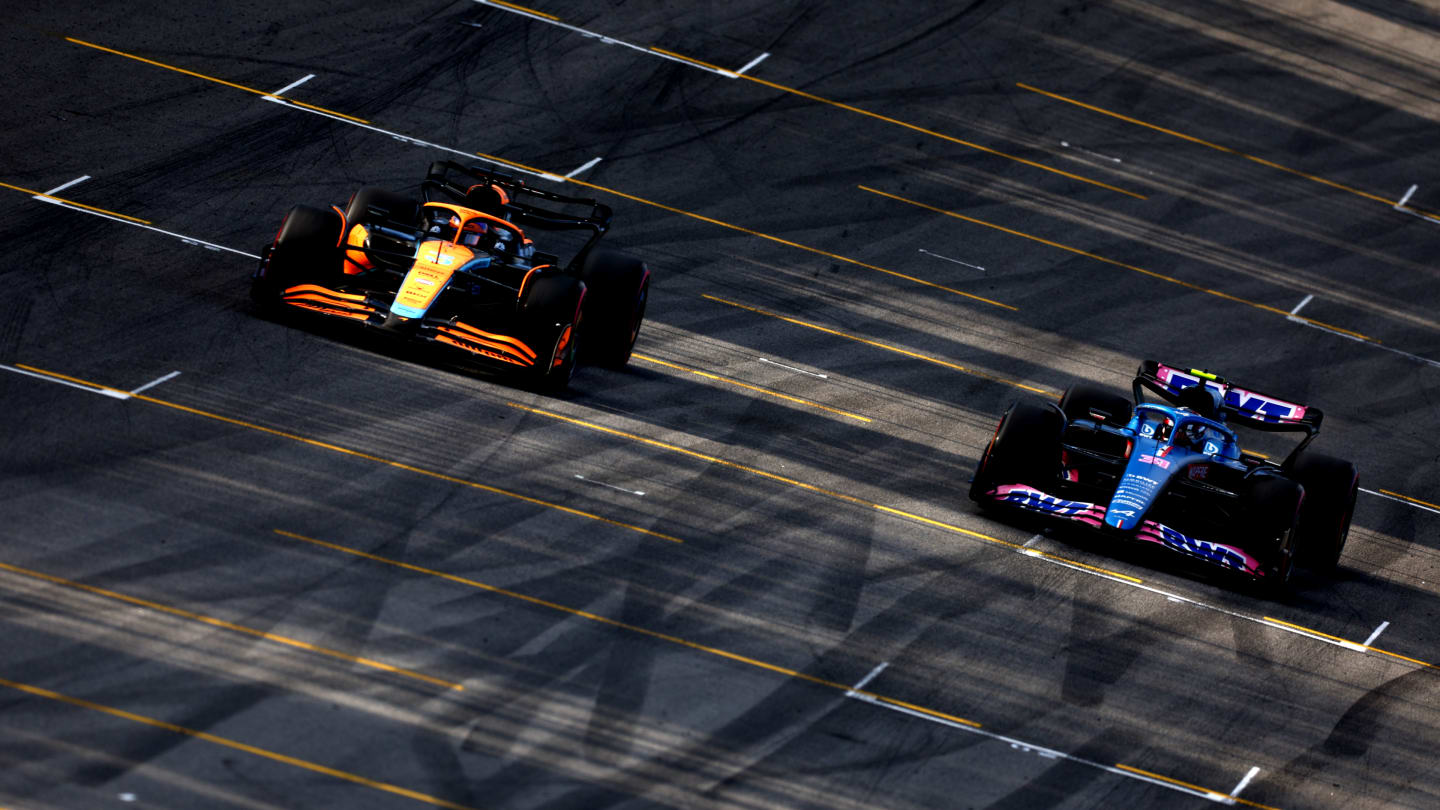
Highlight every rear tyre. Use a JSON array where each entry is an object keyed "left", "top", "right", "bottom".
[
  {"left": 579, "top": 249, "right": 649, "bottom": 368},
  {"left": 251, "top": 205, "right": 343, "bottom": 308},
  {"left": 344, "top": 187, "right": 420, "bottom": 228},
  {"left": 520, "top": 273, "right": 584, "bottom": 394},
  {"left": 1289, "top": 451, "right": 1359, "bottom": 571},
  {"left": 1243, "top": 475, "right": 1304, "bottom": 596},
  {"left": 1059, "top": 384, "right": 1133, "bottom": 425},
  {"left": 970, "top": 401, "right": 1064, "bottom": 504}
]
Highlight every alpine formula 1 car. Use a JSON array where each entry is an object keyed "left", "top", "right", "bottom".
[
  {"left": 970, "top": 361, "right": 1359, "bottom": 592},
  {"left": 251, "top": 161, "right": 649, "bottom": 392}
]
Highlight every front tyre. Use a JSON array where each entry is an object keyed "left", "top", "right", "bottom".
[
  {"left": 970, "top": 401, "right": 1064, "bottom": 504},
  {"left": 520, "top": 273, "right": 585, "bottom": 394},
  {"left": 1244, "top": 475, "right": 1304, "bottom": 596},
  {"left": 252, "top": 205, "right": 343, "bottom": 309}
]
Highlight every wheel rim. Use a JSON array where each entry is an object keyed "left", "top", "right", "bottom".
[
  {"left": 545, "top": 322, "right": 577, "bottom": 388},
  {"left": 1274, "top": 525, "right": 1295, "bottom": 583}
]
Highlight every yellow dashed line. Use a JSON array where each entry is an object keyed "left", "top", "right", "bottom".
[
  {"left": 66, "top": 37, "right": 370, "bottom": 123},
  {"left": 0, "top": 180, "right": 151, "bottom": 224},
  {"left": 1263, "top": 616, "right": 1434, "bottom": 668},
  {"left": 631, "top": 353, "right": 872, "bottom": 422},
  {"left": 484, "top": 0, "right": 560, "bottom": 21},
  {"left": 649, "top": 47, "right": 733, "bottom": 73},
  {"left": 735, "top": 74, "right": 1147, "bottom": 200},
  {"left": 556, "top": 173, "right": 1015, "bottom": 307},
  {"left": 701, "top": 294, "right": 1057, "bottom": 395},
  {"left": 0, "top": 561, "right": 461, "bottom": 690},
  {"left": 276, "top": 528, "right": 980, "bottom": 721},
  {"left": 1379, "top": 488, "right": 1440, "bottom": 512},
  {"left": 1114, "top": 764, "right": 1280, "bottom": 810},
  {"left": 64, "top": 35, "right": 1006, "bottom": 308},
  {"left": 859, "top": 185, "right": 1374, "bottom": 341},
  {"left": 0, "top": 676, "right": 482, "bottom": 810},
  {"left": 1016, "top": 82, "right": 1440, "bottom": 224},
  {"left": 507, "top": 402, "right": 1143, "bottom": 583},
  {"left": 13, "top": 363, "right": 682, "bottom": 544}
]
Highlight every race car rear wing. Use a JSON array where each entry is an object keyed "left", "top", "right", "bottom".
[
  {"left": 1134, "top": 361, "right": 1322, "bottom": 459},
  {"left": 422, "top": 162, "right": 612, "bottom": 268}
]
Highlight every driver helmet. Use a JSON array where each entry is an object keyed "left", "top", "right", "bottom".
[
  {"left": 1179, "top": 421, "right": 1208, "bottom": 449},
  {"left": 1176, "top": 384, "right": 1222, "bottom": 420}
]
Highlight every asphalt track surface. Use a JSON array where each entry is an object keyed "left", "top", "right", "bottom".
[{"left": 4, "top": 1, "right": 1440, "bottom": 808}]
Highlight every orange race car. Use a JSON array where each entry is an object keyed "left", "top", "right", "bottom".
[{"left": 252, "top": 161, "right": 649, "bottom": 392}]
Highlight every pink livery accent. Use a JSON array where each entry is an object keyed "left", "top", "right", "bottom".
[
  {"left": 988, "top": 483, "right": 1268, "bottom": 577},
  {"left": 1155, "top": 364, "right": 1306, "bottom": 423},
  {"left": 990, "top": 484, "right": 1107, "bottom": 527},
  {"left": 1135, "top": 520, "right": 1264, "bottom": 575}
]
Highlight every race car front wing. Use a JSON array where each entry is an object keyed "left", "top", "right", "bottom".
[{"left": 985, "top": 483, "right": 1266, "bottom": 577}]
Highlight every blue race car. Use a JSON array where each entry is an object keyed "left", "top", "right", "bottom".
[{"left": 970, "top": 361, "right": 1359, "bottom": 592}]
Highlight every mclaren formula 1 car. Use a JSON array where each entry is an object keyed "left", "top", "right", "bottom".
[
  {"left": 251, "top": 161, "right": 649, "bottom": 392},
  {"left": 970, "top": 361, "right": 1359, "bottom": 592}
]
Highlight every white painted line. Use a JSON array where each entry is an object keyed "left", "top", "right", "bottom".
[
  {"left": 1363, "top": 621, "right": 1390, "bottom": 647},
  {"left": 1288, "top": 294, "right": 1314, "bottom": 316},
  {"left": 1059, "top": 140, "right": 1123, "bottom": 164},
  {"left": 1394, "top": 204, "right": 1440, "bottom": 224},
  {"left": 257, "top": 94, "right": 565, "bottom": 183},
  {"left": 564, "top": 157, "right": 602, "bottom": 178},
  {"left": 917, "top": 248, "right": 985, "bottom": 272},
  {"left": 1022, "top": 534, "right": 1043, "bottom": 548},
  {"left": 573, "top": 474, "right": 645, "bottom": 496},
  {"left": 31, "top": 196, "right": 260, "bottom": 259},
  {"left": 757, "top": 357, "right": 828, "bottom": 379},
  {"left": 846, "top": 690, "right": 1220, "bottom": 802},
  {"left": 0, "top": 364, "right": 130, "bottom": 400},
  {"left": 999, "top": 537, "right": 1415, "bottom": 669},
  {"left": 1261, "top": 617, "right": 1367, "bottom": 652},
  {"left": 39, "top": 175, "right": 91, "bottom": 196},
  {"left": 1393, "top": 186, "right": 1440, "bottom": 224},
  {"left": 265, "top": 73, "right": 315, "bottom": 99},
  {"left": 846, "top": 661, "right": 888, "bottom": 696},
  {"left": 472, "top": 0, "right": 739, "bottom": 78},
  {"left": 734, "top": 52, "right": 770, "bottom": 75},
  {"left": 1361, "top": 487, "right": 1440, "bottom": 515},
  {"left": 129, "top": 370, "right": 182, "bottom": 395},
  {"left": 1288, "top": 316, "right": 1440, "bottom": 369},
  {"left": 1227, "top": 766, "right": 1260, "bottom": 804}
]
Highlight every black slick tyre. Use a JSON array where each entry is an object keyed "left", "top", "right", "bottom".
[
  {"left": 1289, "top": 451, "right": 1359, "bottom": 571},
  {"left": 252, "top": 205, "right": 343, "bottom": 308},
  {"left": 970, "top": 401, "right": 1064, "bottom": 504},
  {"left": 520, "top": 273, "right": 584, "bottom": 393},
  {"left": 1059, "top": 384, "right": 1133, "bottom": 425},
  {"left": 1243, "top": 475, "right": 1304, "bottom": 596},
  {"left": 579, "top": 249, "right": 648, "bottom": 368}
]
